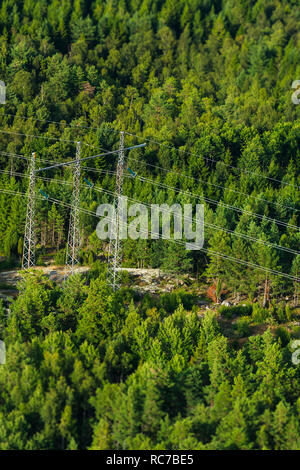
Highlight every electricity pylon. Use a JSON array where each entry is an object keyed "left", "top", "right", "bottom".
[
  {"left": 34, "top": 135, "right": 145, "bottom": 281},
  {"left": 65, "top": 141, "right": 81, "bottom": 276},
  {"left": 22, "top": 152, "right": 36, "bottom": 269},
  {"left": 107, "top": 131, "right": 126, "bottom": 290}
]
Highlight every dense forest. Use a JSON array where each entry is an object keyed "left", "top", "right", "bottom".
[
  {"left": 0, "top": 0, "right": 299, "bottom": 450},
  {"left": 1, "top": 269, "right": 300, "bottom": 449}
]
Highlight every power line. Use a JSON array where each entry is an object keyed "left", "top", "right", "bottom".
[
  {"left": 0, "top": 129, "right": 79, "bottom": 143},
  {"left": 76, "top": 164, "right": 300, "bottom": 231},
  {"left": 1, "top": 145, "right": 298, "bottom": 258},
  {"left": 132, "top": 174, "right": 300, "bottom": 231},
  {"left": 71, "top": 163, "right": 300, "bottom": 230},
  {"left": 2, "top": 143, "right": 298, "bottom": 219},
  {"left": 0, "top": 150, "right": 29, "bottom": 161},
  {"left": 92, "top": 186, "right": 300, "bottom": 257},
  {"left": 127, "top": 156, "right": 299, "bottom": 213},
  {"left": 35, "top": 143, "right": 146, "bottom": 173},
  {"left": 39, "top": 195, "right": 300, "bottom": 282},
  {"left": 125, "top": 131, "right": 300, "bottom": 190},
  {"left": 1, "top": 186, "right": 299, "bottom": 282},
  {"left": 2, "top": 168, "right": 299, "bottom": 256},
  {"left": 71, "top": 159, "right": 299, "bottom": 214}
]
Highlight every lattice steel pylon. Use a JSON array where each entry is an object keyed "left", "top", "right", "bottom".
[
  {"left": 107, "top": 131, "right": 126, "bottom": 290},
  {"left": 22, "top": 152, "right": 36, "bottom": 269},
  {"left": 65, "top": 141, "right": 81, "bottom": 276}
]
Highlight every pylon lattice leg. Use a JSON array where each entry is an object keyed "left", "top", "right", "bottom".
[
  {"left": 65, "top": 141, "right": 81, "bottom": 276},
  {"left": 22, "top": 152, "right": 36, "bottom": 269},
  {"left": 107, "top": 131, "right": 125, "bottom": 290}
]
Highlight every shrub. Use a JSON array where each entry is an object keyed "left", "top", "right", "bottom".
[
  {"left": 159, "top": 290, "right": 197, "bottom": 313},
  {"left": 291, "top": 326, "right": 300, "bottom": 339},
  {"left": 219, "top": 304, "right": 252, "bottom": 319},
  {"left": 54, "top": 249, "right": 66, "bottom": 265},
  {"left": 285, "top": 305, "right": 292, "bottom": 322},
  {"left": 252, "top": 304, "right": 270, "bottom": 324},
  {"left": 235, "top": 318, "right": 251, "bottom": 338},
  {"left": 274, "top": 327, "right": 290, "bottom": 346},
  {"left": 268, "top": 302, "right": 293, "bottom": 324},
  {"left": 0, "top": 257, "right": 19, "bottom": 270}
]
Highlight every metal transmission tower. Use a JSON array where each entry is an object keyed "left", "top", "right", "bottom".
[
  {"left": 22, "top": 152, "right": 36, "bottom": 269},
  {"left": 35, "top": 134, "right": 145, "bottom": 281},
  {"left": 107, "top": 131, "right": 126, "bottom": 290},
  {"left": 65, "top": 141, "right": 81, "bottom": 276}
]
